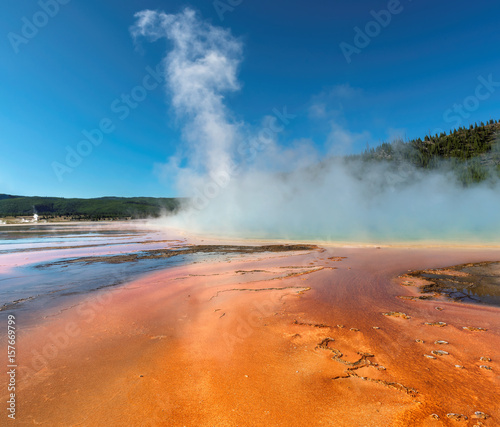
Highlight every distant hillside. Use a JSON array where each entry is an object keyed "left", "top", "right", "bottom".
[
  {"left": 350, "top": 119, "right": 500, "bottom": 185},
  {"left": 0, "top": 196, "right": 182, "bottom": 219},
  {"left": 0, "top": 194, "right": 19, "bottom": 201}
]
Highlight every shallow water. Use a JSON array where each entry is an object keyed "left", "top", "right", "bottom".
[
  {"left": 0, "top": 224, "right": 192, "bottom": 319},
  {"left": 0, "top": 223, "right": 298, "bottom": 323}
]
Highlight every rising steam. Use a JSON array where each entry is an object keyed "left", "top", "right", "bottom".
[{"left": 132, "top": 8, "right": 500, "bottom": 243}]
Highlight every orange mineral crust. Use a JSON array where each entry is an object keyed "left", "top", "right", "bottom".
[{"left": 7, "top": 246, "right": 500, "bottom": 426}]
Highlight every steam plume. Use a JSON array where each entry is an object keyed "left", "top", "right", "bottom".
[{"left": 132, "top": 9, "right": 500, "bottom": 243}]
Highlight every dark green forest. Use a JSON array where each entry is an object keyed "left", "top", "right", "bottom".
[
  {"left": 350, "top": 119, "right": 500, "bottom": 185},
  {"left": 0, "top": 195, "right": 181, "bottom": 219}
]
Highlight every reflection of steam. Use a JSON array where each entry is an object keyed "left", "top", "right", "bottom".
[{"left": 133, "top": 9, "right": 500, "bottom": 242}]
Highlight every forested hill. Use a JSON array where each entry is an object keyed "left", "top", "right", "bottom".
[
  {"left": 352, "top": 119, "right": 500, "bottom": 185},
  {"left": 0, "top": 195, "right": 181, "bottom": 219}
]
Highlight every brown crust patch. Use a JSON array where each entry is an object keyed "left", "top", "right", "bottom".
[{"left": 38, "top": 244, "right": 320, "bottom": 267}]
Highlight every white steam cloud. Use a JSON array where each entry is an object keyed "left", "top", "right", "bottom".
[
  {"left": 132, "top": 8, "right": 241, "bottom": 190},
  {"left": 132, "top": 8, "right": 500, "bottom": 243}
]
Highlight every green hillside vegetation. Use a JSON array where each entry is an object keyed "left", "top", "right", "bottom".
[
  {"left": 0, "top": 196, "right": 181, "bottom": 220},
  {"left": 350, "top": 119, "right": 500, "bottom": 185},
  {"left": 0, "top": 194, "right": 18, "bottom": 201}
]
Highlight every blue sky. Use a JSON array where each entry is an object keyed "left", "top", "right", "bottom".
[{"left": 1, "top": 0, "right": 500, "bottom": 198}]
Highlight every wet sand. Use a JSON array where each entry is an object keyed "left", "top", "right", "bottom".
[{"left": 3, "top": 244, "right": 500, "bottom": 426}]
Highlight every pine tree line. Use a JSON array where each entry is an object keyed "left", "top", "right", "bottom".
[{"left": 352, "top": 118, "right": 500, "bottom": 186}]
